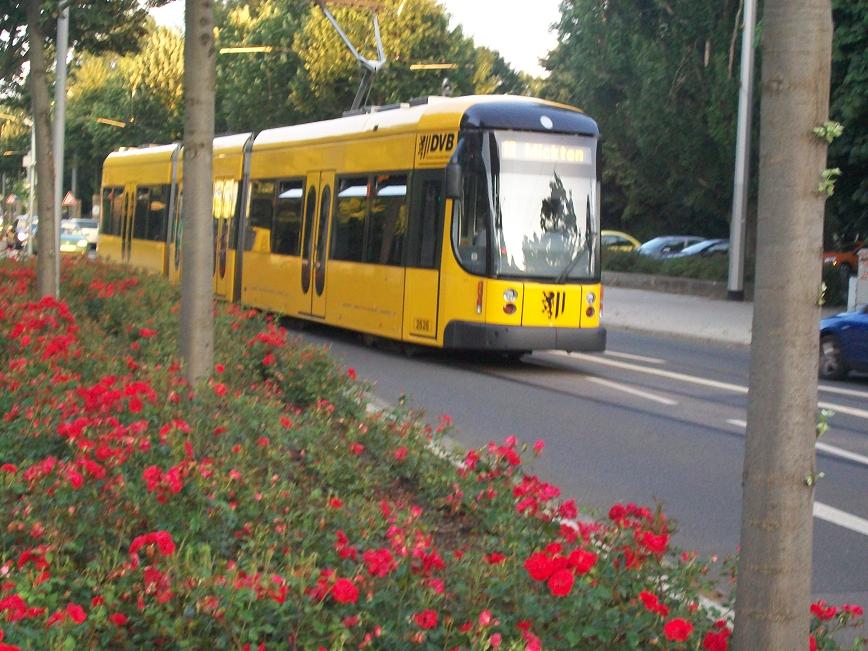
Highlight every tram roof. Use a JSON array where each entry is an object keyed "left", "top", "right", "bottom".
[
  {"left": 254, "top": 95, "right": 597, "bottom": 150},
  {"left": 103, "top": 95, "right": 598, "bottom": 166}
]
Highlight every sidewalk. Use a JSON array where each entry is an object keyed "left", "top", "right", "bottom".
[{"left": 602, "top": 286, "right": 843, "bottom": 347}]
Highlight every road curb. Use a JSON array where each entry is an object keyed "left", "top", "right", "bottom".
[{"left": 603, "top": 271, "right": 754, "bottom": 301}]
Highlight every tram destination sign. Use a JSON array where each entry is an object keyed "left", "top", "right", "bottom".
[{"left": 501, "top": 140, "right": 591, "bottom": 166}]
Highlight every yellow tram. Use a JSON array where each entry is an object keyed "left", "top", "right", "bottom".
[{"left": 99, "top": 95, "right": 605, "bottom": 353}]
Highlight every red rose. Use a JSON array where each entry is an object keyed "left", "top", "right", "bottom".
[
  {"left": 524, "top": 552, "right": 554, "bottom": 582},
  {"left": 568, "top": 548, "right": 598, "bottom": 575},
  {"left": 547, "top": 568, "right": 574, "bottom": 597},
  {"left": 109, "top": 612, "right": 128, "bottom": 626},
  {"left": 331, "top": 578, "right": 358, "bottom": 604},
  {"left": 702, "top": 628, "right": 730, "bottom": 651},
  {"left": 414, "top": 609, "right": 438, "bottom": 629},
  {"left": 640, "top": 530, "right": 669, "bottom": 554},
  {"left": 66, "top": 602, "right": 87, "bottom": 624},
  {"left": 663, "top": 618, "right": 693, "bottom": 642},
  {"left": 347, "top": 367, "right": 357, "bottom": 380},
  {"left": 810, "top": 600, "right": 837, "bottom": 621},
  {"left": 393, "top": 447, "right": 408, "bottom": 461}
]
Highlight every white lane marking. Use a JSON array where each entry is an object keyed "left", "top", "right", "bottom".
[
  {"left": 586, "top": 377, "right": 678, "bottom": 405},
  {"left": 567, "top": 353, "right": 868, "bottom": 421},
  {"left": 605, "top": 350, "right": 666, "bottom": 365},
  {"left": 726, "top": 419, "right": 868, "bottom": 468},
  {"left": 814, "top": 502, "right": 868, "bottom": 537},
  {"left": 818, "top": 383, "right": 868, "bottom": 399},
  {"left": 814, "top": 442, "right": 868, "bottom": 467}
]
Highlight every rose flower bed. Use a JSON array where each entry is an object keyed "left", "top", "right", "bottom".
[{"left": 0, "top": 257, "right": 863, "bottom": 650}]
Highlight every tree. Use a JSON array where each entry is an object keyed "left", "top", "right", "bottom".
[
  {"left": 214, "top": 0, "right": 308, "bottom": 133},
  {"left": 66, "top": 25, "right": 184, "bottom": 211},
  {"left": 824, "top": 0, "right": 867, "bottom": 244},
  {"left": 733, "top": 0, "right": 833, "bottom": 647},
  {"left": 1, "top": 0, "right": 168, "bottom": 297},
  {"left": 542, "top": 0, "right": 742, "bottom": 240},
  {"left": 25, "top": 0, "right": 57, "bottom": 297},
  {"left": 180, "top": 0, "right": 216, "bottom": 384},
  {"left": 290, "top": 0, "right": 525, "bottom": 120}
]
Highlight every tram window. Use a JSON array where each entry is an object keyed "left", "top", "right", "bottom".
[
  {"left": 273, "top": 179, "right": 304, "bottom": 255},
  {"left": 332, "top": 176, "right": 368, "bottom": 262},
  {"left": 452, "top": 172, "right": 489, "bottom": 274},
  {"left": 407, "top": 177, "right": 442, "bottom": 268},
  {"left": 133, "top": 187, "right": 150, "bottom": 240},
  {"left": 147, "top": 185, "right": 169, "bottom": 241},
  {"left": 248, "top": 180, "right": 275, "bottom": 251},
  {"left": 366, "top": 174, "right": 407, "bottom": 266},
  {"left": 101, "top": 187, "right": 124, "bottom": 235}
]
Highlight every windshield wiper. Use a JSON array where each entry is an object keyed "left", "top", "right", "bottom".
[{"left": 555, "top": 197, "right": 593, "bottom": 284}]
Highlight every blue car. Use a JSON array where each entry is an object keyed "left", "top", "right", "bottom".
[{"left": 819, "top": 307, "right": 868, "bottom": 380}]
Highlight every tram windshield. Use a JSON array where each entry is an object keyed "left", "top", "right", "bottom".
[{"left": 451, "top": 130, "right": 599, "bottom": 281}]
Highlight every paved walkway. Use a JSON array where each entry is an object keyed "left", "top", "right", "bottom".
[{"left": 603, "top": 286, "right": 843, "bottom": 347}]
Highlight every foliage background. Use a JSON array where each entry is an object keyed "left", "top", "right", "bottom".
[{"left": 0, "top": 0, "right": 865, "bottom": 248}]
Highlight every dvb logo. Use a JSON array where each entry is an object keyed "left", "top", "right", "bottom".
[{"left": 418, "top": 132, "right": 455, "bottom": 160}]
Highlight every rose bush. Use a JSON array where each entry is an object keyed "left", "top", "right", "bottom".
[{"left": 0, "top": 257, "right": 863, "bottom": 650}]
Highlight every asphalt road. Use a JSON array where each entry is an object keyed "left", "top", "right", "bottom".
[{"left": 289, "top": 322, "right": 868, "bottom": 612}]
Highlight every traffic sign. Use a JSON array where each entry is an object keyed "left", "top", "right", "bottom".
[{"left": 62, "top": 191, "right": 76, "bottom": 207}]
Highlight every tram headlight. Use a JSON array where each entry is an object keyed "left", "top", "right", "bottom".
[
  {"left": 503, "top": 288, "right": 518, "bottom": 303},
  {"left": 586, "top": 291, "right": 596, "bottom": 305}
]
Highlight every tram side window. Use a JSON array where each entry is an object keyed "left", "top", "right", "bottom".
[
  {"left": 406, "top": 177, "right": 442, "bottom": 269},
  {"left": 101, "top": 187, "right": 124, "bottom": 235},
  {"left": 332, "top": 177, "right": 368, "bottom": 262},
  {"left": 273, "top": 180, "right": 304, "bottom": 255},
  {"left": 147, "top": 185, "right": 169, "bottom": 241},
  {"left": 366, "top": 174, "right": 407, "bottom": 266},
  {"left": 248, "top": 180, "right": 275, "bottom": 251},
  {"left": 131, "top": 187, "right": 149, "bottom": 240}
]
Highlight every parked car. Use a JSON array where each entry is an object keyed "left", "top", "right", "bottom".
[
  {"left": 601, "top": 229, "right": 641, "bottom": 252},
  {"left": 823, "top": 241, "right": 863, "bottom": 287},
  {"left": 670, "top": 238, "right": 729, "bottom": 258},
  {"left": 637, "top": 235, "right": 705, "bottom": 259},
  {"left": 59, "top": 222, "right": 89, "bottom": 256},
  {"left": 819, "top": 307, "right": 868, "bottom": 380},
  {"left": 67, "top": 218, "right": 99, "bottom": 249},
  {"left": 823, "top": 241, "right": 862, "bottom": 275}
]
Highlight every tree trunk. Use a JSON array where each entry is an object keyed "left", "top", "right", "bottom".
[
  {"left": 26, "top": 0, "right": 57, "bottom": 299},
  {"left": 179, "top": 0, "right": 215, "bottom": 383},
  {"left": 733, "top": 0, "right": 832, "bottom": 648}
]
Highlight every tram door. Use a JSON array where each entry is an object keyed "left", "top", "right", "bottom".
[
  {"left": 120, "top": 183, "right": 137, "bottom": 263},
  {"left": 213, "top": 178, "right": 238, "bottom": 300},
  {"left": 301, "top": 170, "right": 334, "bottom": 318},
  {"left": 168, "top": 185, "right": 183, "bottom": 285}
]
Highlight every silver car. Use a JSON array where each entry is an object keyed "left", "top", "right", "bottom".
[{"left": 67, "top": 218, "right": 99, "bottom": 249}]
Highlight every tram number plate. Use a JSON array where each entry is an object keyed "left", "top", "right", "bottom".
[{"left": 414, "top": 318, "right": 431, "bottom": 333}]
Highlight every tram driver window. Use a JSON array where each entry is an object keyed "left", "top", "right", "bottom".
[{"left": 452, "top": 172, "right": 489, "bottom": 274}]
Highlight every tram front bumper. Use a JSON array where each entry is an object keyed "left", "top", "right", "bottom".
[{"left": 443, "top": 321, "right": 606, "bottom": 353}]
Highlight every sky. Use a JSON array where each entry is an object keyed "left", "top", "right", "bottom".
[{"left": 150, "top": 0, "right": 563, "bottom": 78}]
